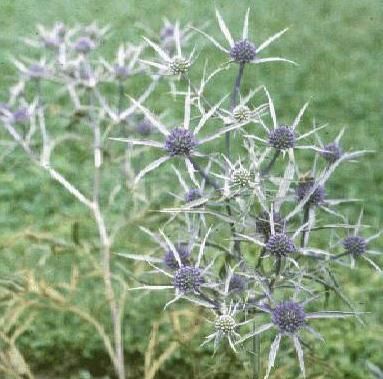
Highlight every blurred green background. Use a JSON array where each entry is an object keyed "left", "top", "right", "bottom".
[{"left": 0, "top": 0, "right": 382, "bottom": 378}]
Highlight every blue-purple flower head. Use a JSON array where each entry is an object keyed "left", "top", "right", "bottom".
[
  {"left": 173, "top": 266, "right": 204, "bottom": 293},
  {"left": 42, "top": 36, "right": 60, "bottom": 50},
  {"left": 230, "top": 39, "right": 257, "bottom": 63},
  {"left": 228, "top": 274, "right": 246, "bottom": 293},
  {"left": 185, "top": 188, "right": 202, "bottom": 203},
  {"left": 268, "top": 125, "right": 296, "bottom": 150},
  {"left": 164, "top": 127, "right": 197, "bottom": 156},
  {"left": 343, "top": 235, "right": 367, "bottom": 256},
  {"left": 74, "top": 36, "right": 95, "bottom": 54},
  {"left": 163, "top": 244, "right": 190, "bottom": 269},
  {"left": 256, "top": 211, "right": 286, "bottom": 237},
  {"left": 11, "top": 107, "right": 30, "bottom": 124},
  {"left": 113, "top": 64, "right": 130, "bottom": 81},
  {"left": 296, "top": 179, "right": 325, "bottom": 206},
  {"left": 160, "top": 24, "right": 175, "bottom": 41},
  {"left": 321, "top": 142, "right": 343, "bottom": 163},
  {"left": 28, "top": 63, "right": 46, "bottom": 80},
  {"left": 266, "top": 233, "right": 296, "bottom": 257},
  {"left": 272, "top": 301, "right": 306, "bottom": 334},
  {"left": 136, "top": 119, "right": 154, "bottom": 136}
]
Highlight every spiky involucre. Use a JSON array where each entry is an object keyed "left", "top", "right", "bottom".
[
  {"left": 268, "top": 126, "right": 296, "bottom": 150},
  {"left": 265, "top": 233, "right": 296, "bottom": 257},
  {"left": 164, "top": 127, "right": 197, "bottom": 156},
  {"left": 272, "top": 301, "right": 306, "bottom": 334},
  {"left": 343, "top": 235, "right": 367, "bottom": 256},
  {"left": 173, "top": 266, "right": 204, "bottom": 293},
  {"left": 230, "top": 39, "right": 257, "bottom": 63}
]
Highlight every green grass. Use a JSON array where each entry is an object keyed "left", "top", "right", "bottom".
[{"left": 0, "top": 0, "right": 382, "bottom": 378}]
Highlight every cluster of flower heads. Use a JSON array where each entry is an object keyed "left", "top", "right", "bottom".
[
  {"left": 1, "top": 9, "right": 381, "bottom": 379},
  {"left": 118, "top": 8, "right": 382, "bottom": 379}
]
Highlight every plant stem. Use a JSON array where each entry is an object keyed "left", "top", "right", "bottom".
[
  {"left": 118, "top": 82, "right": 124, "bottom": 115},
  {"left": 90, "top": 92, "right": 126, "bottom": 379},
  {"left": 255, "top": 246, "right": 266, "bottom": 270},
  {"left": 189, "top": 157, "right": 220, "bottom": 191},
  {"left": 190, "top": 157, "right": 242, "bottom": 258},
  {"left": 252, "top": 330, "right": 261, "bottom": 379},
  {"left": 300, "top": 205, "right": 310, "bottom": 248},
  {"left": 261, "top": 150, "right": 280, "bottom": 176},
  {"left": 226, "top": 63, "right": 245, "bottom": 157},
  {"left": 4, "top": 107, "right": 126, "bottom": 378}
]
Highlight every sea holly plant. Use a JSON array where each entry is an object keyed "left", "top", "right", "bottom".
[
  {"left": 0, "top": 7, "right": 380, "bottom": 379},
  {"left": 117, "top": 7, "right": 379, "bottom": 379},
  {"left": 0, "top": 21, "right": 161, "bottom": 379}
]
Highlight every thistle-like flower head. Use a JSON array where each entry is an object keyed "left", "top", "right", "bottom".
[
  {"left": 266, "top": 233, "right": 296, "bottom": 257},
  {"left": 185, "top": 188, "right": 202, "bottom": 203},
  {"left": 136, "top": 119, "right": 153, "bottom": 136},
  {"left": 272, "top": 301, "right": 306, "bottom": 334},
  {"left": 321, "top": 142, "right": 343, "bottom": 163},
  {"left": 230, "top": 39, "right": 257, "bottom": 63},
  {"left": 215, "top": 314, "right": 237, "bottom": 334},
  {"left": 27, "top": 63, "right": 46, "bottom": 79},
  {"left": 160, "top": 23, "right": 175, "bottom": 41},
  {"left": 164, "top": 127, "right": 197, "bottom": 156},
  {"left": 34, "top": 22, "right": 65, "bottom": 50},
  {"left": 231, "top": 167, "right": 251, "bottom": 188},
  {"left": 12, "top": 107, "right": 30, "bottom": 124},
  {"left": 195, "top": 8, "right": 294, "bottom": 67},
  {"left": 168, "top": 56, "right": 191, "bottom": 75},
  {"left": 142, "top": 22, "right": 195, "bottom": 77},
  {"left": 232, "top": 104, "right": 251, "bottom": 122},
  {"left": 74, "top": 36, "right": 95, "bottom": 54},
  {"left": 343, "top": 235, "right": 367, "bottom": 256},
  {"left": 268, "top": 126, "right": 296, "bottom": 150},
  {"left": 173, "top": 265, "right": 204, "bottom": 293},
  {"left": 228, "top": 274, "right": 246, "bottom": 293},
  {"left": 296, "top": 179, "right": 325, "bottom": 206},
  {"left": 113, "top": 64, "right": 130, "bottom": 80}
]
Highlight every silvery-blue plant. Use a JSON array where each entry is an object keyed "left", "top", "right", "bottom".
[
  {"left": 0, "top": 7, "right": 381, "bottom": 379},
  {"left": 117, "top": 7, "right": 380, "bottom": 379}
]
